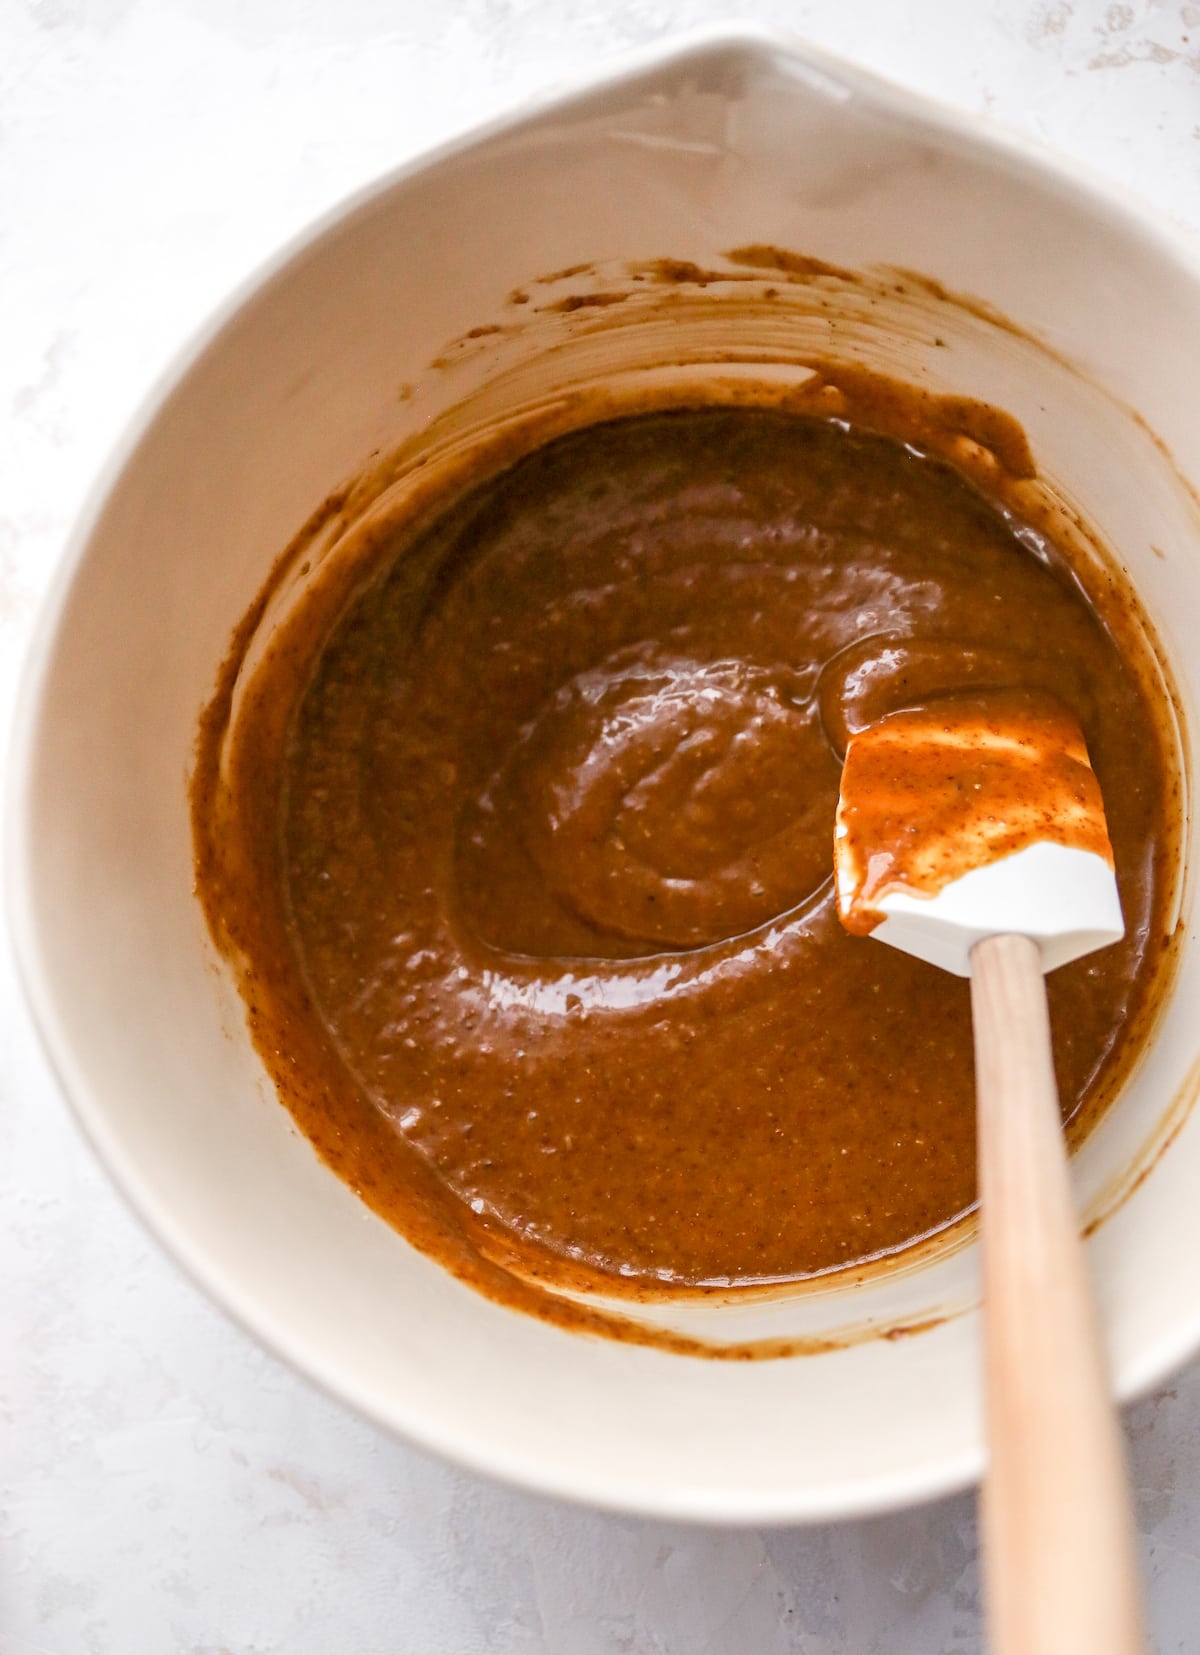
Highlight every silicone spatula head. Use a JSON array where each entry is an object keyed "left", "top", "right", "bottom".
[{"left": 834, "top": 689, "right": 1124, "bottom": 977}]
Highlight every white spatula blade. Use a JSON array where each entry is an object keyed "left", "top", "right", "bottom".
[
  {"left": 833, "top": 691, "right": 1125, "bottom": 977},
  {"left": 855, "top": 839, "right": 1124, "bottom": 978}
]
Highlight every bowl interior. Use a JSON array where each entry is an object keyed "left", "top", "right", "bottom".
[{"left": 12, "top": 32, "right": 1200, "bottom": 1521}]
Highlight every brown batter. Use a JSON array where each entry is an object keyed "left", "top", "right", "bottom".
[{"left": 193, "top": 394, "right": 1178, "bottom": 1338}]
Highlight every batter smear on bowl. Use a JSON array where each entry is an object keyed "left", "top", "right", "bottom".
[{"left": 193, "top": 392, "right": 1179, "bottom": 1343}]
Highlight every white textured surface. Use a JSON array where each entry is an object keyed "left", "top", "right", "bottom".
[{"left": 4, "top": 1, "right": 1200, "bottom": 1649}]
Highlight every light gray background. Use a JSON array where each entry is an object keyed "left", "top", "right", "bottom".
[{"left": 4, "top": 2, "right": 1200, "bottom": 1650}]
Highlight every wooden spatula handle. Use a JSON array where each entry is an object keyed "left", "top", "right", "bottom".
[{"left": 970, "top": 933, "right": 1146, "bottom": 1655}]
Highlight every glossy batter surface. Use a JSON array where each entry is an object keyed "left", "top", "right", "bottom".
[{"left": 251, "top": 408, "right": 1172, "bottom": 1290}]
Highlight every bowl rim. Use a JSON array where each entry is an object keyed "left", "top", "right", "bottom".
[{"left": 9, "top": 21, "right": 1200, "bottom": 1524}]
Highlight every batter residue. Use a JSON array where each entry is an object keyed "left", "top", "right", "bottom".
[{"left": 193, "top": 398, "right": 1177, "bottom": 1329}]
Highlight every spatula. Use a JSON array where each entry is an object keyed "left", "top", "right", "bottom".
[{"left": 835, "top": 688, "right": 1145, "bottom": 1655}]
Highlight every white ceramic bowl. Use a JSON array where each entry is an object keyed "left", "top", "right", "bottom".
[{"left": 10, "top": 27, "right": 1200, "bottom": 1523}]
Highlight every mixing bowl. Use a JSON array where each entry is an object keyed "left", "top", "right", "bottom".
[{"left": 10, "top": 26, "right": 1200, "bottom": 1522}]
